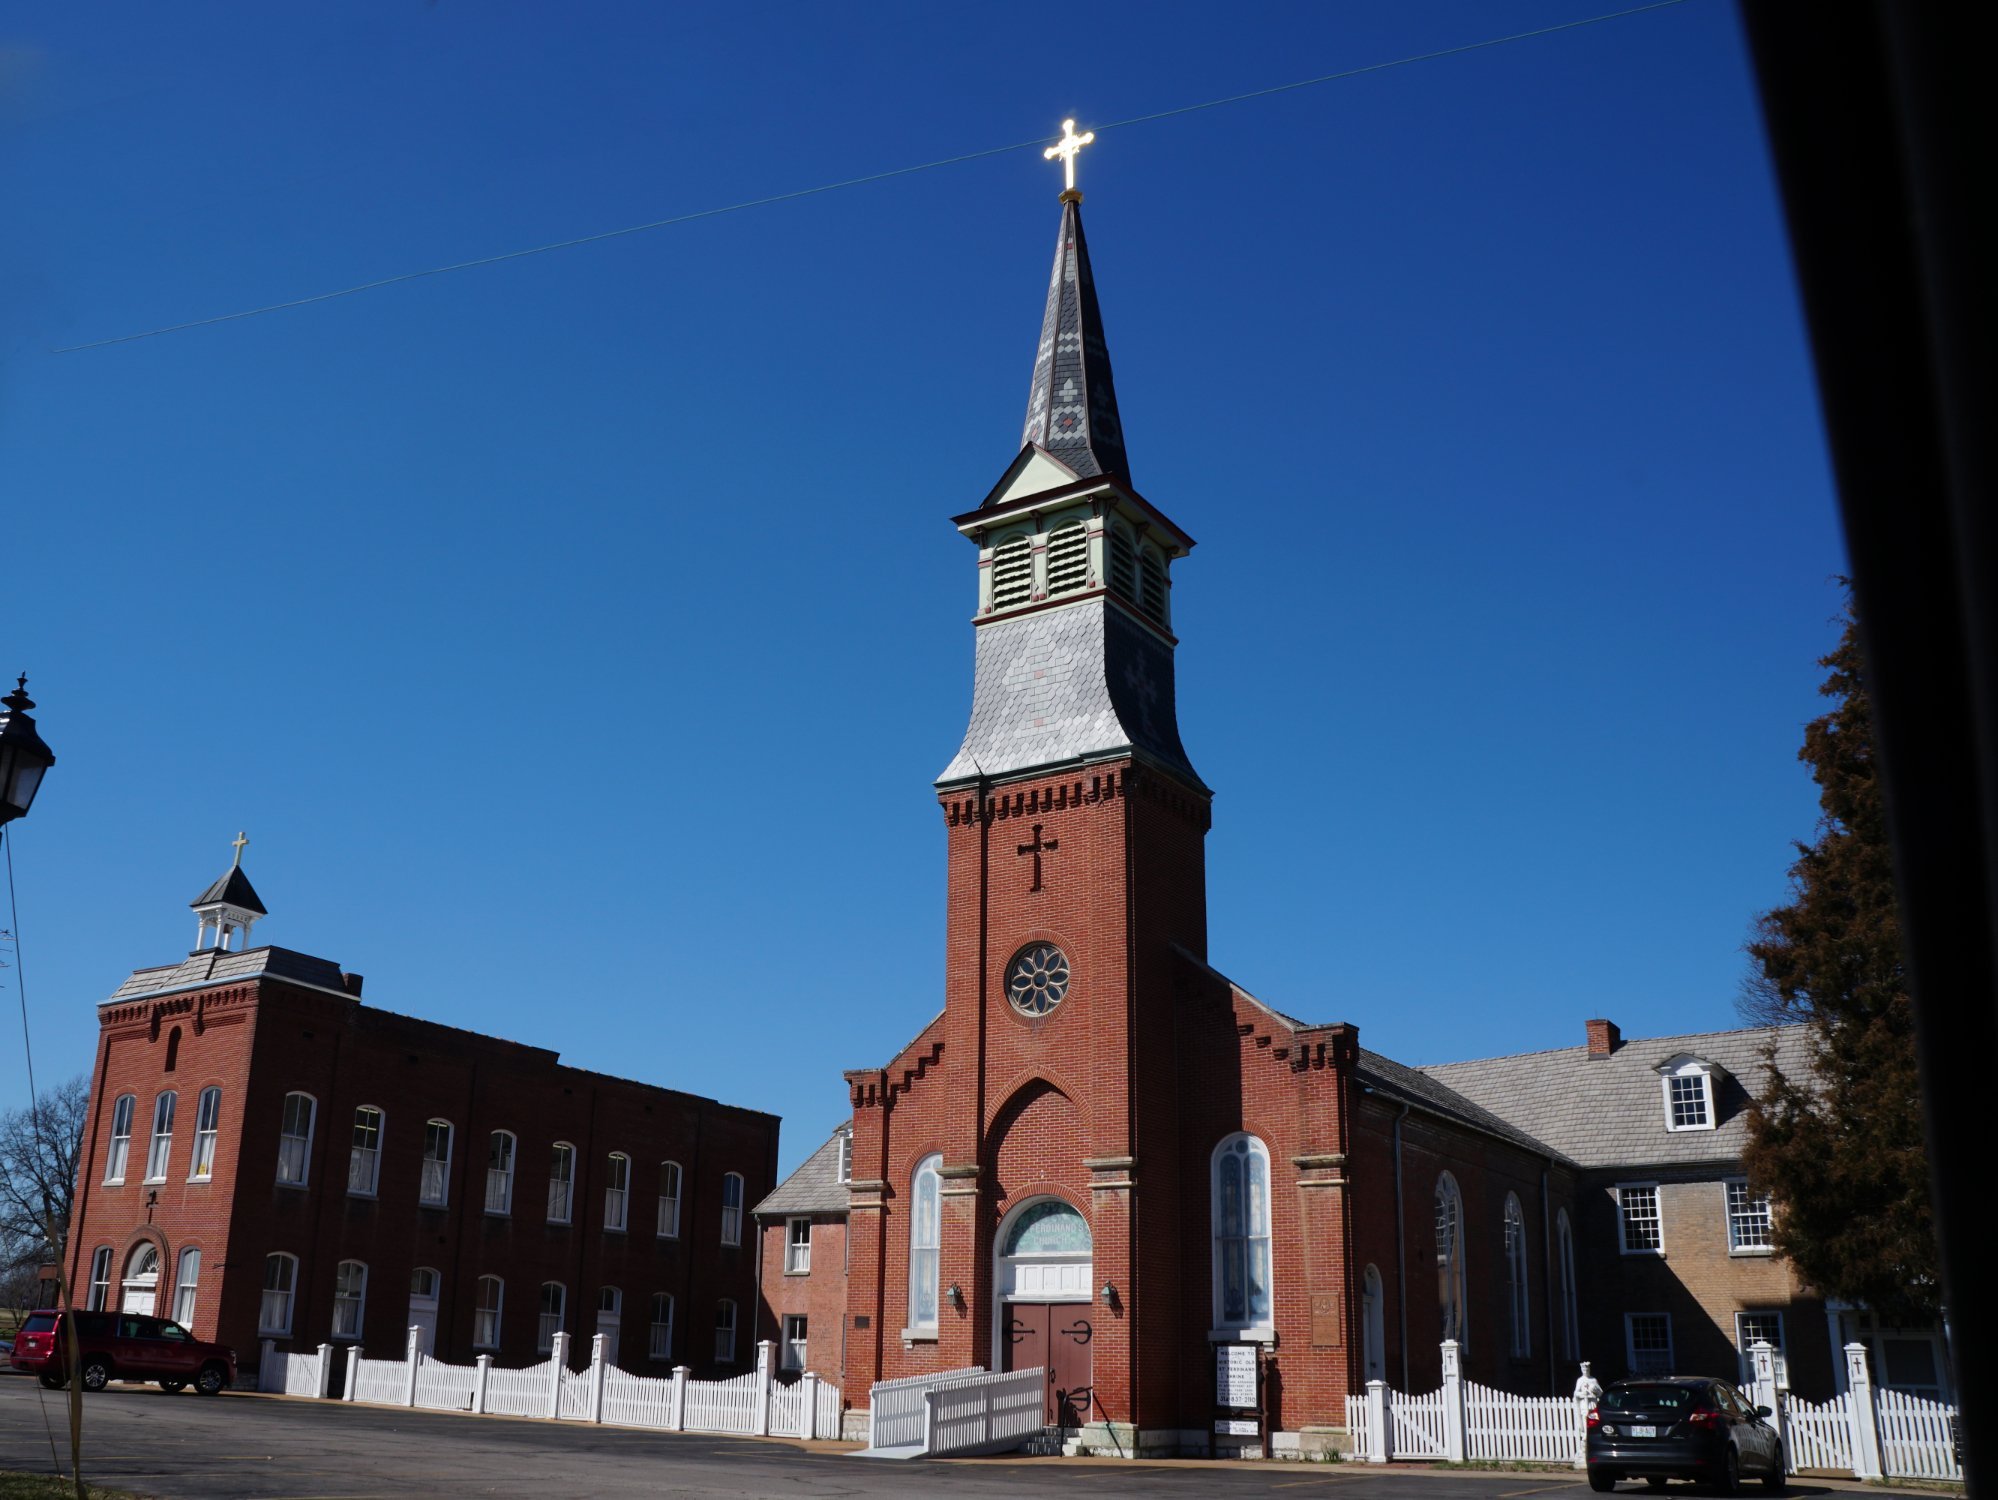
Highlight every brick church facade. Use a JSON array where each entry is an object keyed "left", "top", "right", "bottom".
[{"left": 748, "top": 176, "right": 1893, "bottom": 1455}]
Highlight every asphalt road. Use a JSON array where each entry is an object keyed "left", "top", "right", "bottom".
[{"left": 0, "top": 1375, "right": 1948, "bottom": 1500}]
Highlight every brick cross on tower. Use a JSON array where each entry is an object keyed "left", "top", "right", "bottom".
[{"left": 1017, "top": 823, "right": 1058, "bottom": 893}]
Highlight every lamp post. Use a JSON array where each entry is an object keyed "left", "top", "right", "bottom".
[{"left": 0, "top": 675, "right": 55, "bottom": 825}]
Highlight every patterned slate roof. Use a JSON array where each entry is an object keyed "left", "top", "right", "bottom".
[
  {"left": 1015, "top": 196, "right": 1127, "bottom": 483},
  {"left": 936, "top": 597, "right": 1202, "bottom": 789},
  {"left": 753, "top": 1126, "right": 850, "bottom": 1217},
  {"left": 1419, "top": 1024, "right": 1813, "bottom": 1170},
  {"left": 190, "top": 864, "right": 266, "bottom": 916},
  {"left": 105, "top": 944, "right": 346, "bottom": 1004}
]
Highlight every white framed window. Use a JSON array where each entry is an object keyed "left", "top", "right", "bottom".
[
  {"left": 348, "top": 1106, "right": 383, "bottom": 1196},
  {"left": 1659, "top": 1056, "right": 1717, "bottom": 1132},
  {"left": 1736, "top": 1310, "right": 1789, "bottom": 1389},
  {"left": 714, "top": 1298, "right": 738, "bottom": 1363},
  {"left": 86, "top": 1247, "right": 113, "bottom": 1311},
  {"left": 260, "top": 1252, "right": 297, "bottom": 1336},
  {"left": 1625, "top": 1311, "right": 1674, "bottom": 1376},
  {"left": 649, "top": 1293, "right": 674, "bottom": 1361},
  {"left": 410, "top": 1266, "right": 440, "bottom": 1309},
  {"left": 604, "top": 1152, "right": 630, "bottom": 1231},
  {"left": 275, "top": 1092, "right": 315, "bottom": 1187},
  {"left": 537, "top": 1282, "right": 566, "bottom": 1354},
  {"left": 1435, "top": 1171, "right": 1467, "bottom": 1347},
  {"left": 188, "top": 1088, "right": 221, "bottom": 1181},
  {"left": 485, "top": 1130, "right": 516, "bottom": 1215},
  {"left": 1360, "top": 1264, "right": 1386, "bottom": 1383},
  {"left": 104, "top": 1094, "right": 135, "bottom": 1184},
  {"left": 473, "top": 1275, "right": 503, "bottom": 1350},
  {"left": 1503, "top": 1192, "right": 1530, "bottom": 1358},
  {"left": 1046, "top": 521, "right": 1089, "bottom": 596},
  {"left": 1556, "top": 1208, "right": 1581, "bottom": 1361},
  {"left": 172, "top": 1247, "right": 201, "bottom": 1328},
  {"left": 720, "top": 1171, "right": 743, "bottom": 1247},
  {"left": 908, "top": 1153, "right": 941, "bottom": 1333},
  {"left": 420, "top": 1119, "right": 452, "bottom": 1206},
  {"left": 1618, "top": 1183, "right": 1663, "bottom": 1254},
  {"left": 786, "top": 1216, "right": 812, "bottom": 1274},
  {"left": 144, "top": 1091, "right": 177, "bottom": 1182},
  {"left": 990, "top": 533, "right": 1033, "bottom": 609},
  {"left": 1212, "top": 1134, "right": 1274, "bottom": 1333},
  {"left": 547, "top": 1142, "right": 574, "bottom": 1224},
  {"left": 780, "top": 1314, "right": 808, "bottom": 1373},
  {"left": 332, "top": 1260, "right": 367, "bottom": 1340},
  {"left": 1726, "top": 1179, "right": 1774, "bottom": 1252},
  {"left": 835, "top": 1132, "right": 852, "bottom": 1185},
  {"left": 656, "top": 1160, "right": 682, "bottom": 1238},
  {"left": 598, "top": 1284, "right": 622, "bottom": 1343}
]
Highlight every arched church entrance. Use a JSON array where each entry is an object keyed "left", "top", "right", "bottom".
[
  {"left": 993, "top": 1197, "right": 1093, "bottom": 1428},
  {"left": 121, "top": 1243, "right": 160, "bottom": 1316}
]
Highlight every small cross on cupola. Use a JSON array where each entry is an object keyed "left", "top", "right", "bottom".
[{"left": 190, "top": 831, "right": 268, "bottom": 952}]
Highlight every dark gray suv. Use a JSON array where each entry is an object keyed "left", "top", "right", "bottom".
[{"left": 1586, "top": 1377, "right": 1784, "bottom": 1493}]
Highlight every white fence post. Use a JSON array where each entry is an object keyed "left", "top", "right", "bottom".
[
  {"left": 1749, "top": 1342, "right": 1784, "bottom": 1455},
  {"left": 1440, "top": 1339, "right": 1467, "bottom": 1462},
  {"left": 754, "top": 1338, "right": 774, "bottom": 1437},
  {"left": 547, "top": 1330, "right": 570, "bottom": 1419},
  {"left": 671, "top": 1365, "right": 690, "bottom": 1432},
  {"left": 1573, "top": 1361, "right": 1602, "bottom": 1469},
  {"left": 473, "top": 1354, "right": 491, "bottom": 1414},
  {"left": 589, "top": 1332, "right": 607, "bottom": 1424},
  {"left": 343, "top": 1347, "right": 361, "bottom": 1401},
  {"left": 922, "top": 1388, "right": 938, "bottom": 1457},
  {"left": 403, "top": 1326, "right": 421, "bottom": 1408},
  {"left": 316, "top": 1343, "right": 334, "bottom": 1399},
  {"left": 802, "top": 1371, "right": 821, "bottom": 1440},
  {"left": 1365, "top": 1379, "right": 1390, "bottom": 1462},
  {"left": 1844, "top": 1343, "right": 1885, "bottom": 1480}
]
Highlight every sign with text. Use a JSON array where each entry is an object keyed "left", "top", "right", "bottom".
[{"left": 1215, "top": 1344, "right": 1259, "bottom": 1409}]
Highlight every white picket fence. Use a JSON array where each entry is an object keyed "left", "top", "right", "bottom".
[
  {"left": 1874, "top": 1386, "right": 1961, "bottom": 1483},
  {"left": 923, "top": 1368, "right": 1048, "bottom": 1458},
  {"left": 1465, "top": 1381, "right": 1576, "bottom": 1463},
  {"left": 1783, "top": 1390, "right": 1856, "bottom": 1473},
  {"left": 866, "top": 1365, "right": 986, "bottom": 1451},
  {"left": 335, "top": 1330, "right": 844, "bottom": 1441},
  {"left": 257, "top": 1340, "right": 331, "bottom": 1398}
]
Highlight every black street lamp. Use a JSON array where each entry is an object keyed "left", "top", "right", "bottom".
[{"left": 0, "top": 675, "right": 55, "bottom": 825}]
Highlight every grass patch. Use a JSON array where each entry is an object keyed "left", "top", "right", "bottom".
[{"left": 0, "top": 1474, "right": 149, "bottom": 1500}]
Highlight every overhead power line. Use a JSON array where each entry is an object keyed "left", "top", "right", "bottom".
[{"left": 53, "top": 0, "right": 1693, "bottom": 355}]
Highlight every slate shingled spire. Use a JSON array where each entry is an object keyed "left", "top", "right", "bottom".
[{"left": 1019, "top": 195, "right": 1128, "bottom": 481}]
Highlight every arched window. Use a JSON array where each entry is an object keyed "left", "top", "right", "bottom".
[
  {"left": 172, "top": 1247, "right": 201, "bottom": 1328},
  {"left": 123, "top": 1243, "right": 160, "bottom": 1315},
  {"left": 1504, "top": 1192, "right": 1530, "bottom": 1358},
  {"left": 908, "top": 1154, "right": 942, "bottom": 1332},
  {"left": 348, "top": 1106, "right": 383, "bottom": 1196},
  {"left": 473, "top": 1275, "right": 503, "bottom": 1350},
  {"left": 720, "top": 1171, "right": 743, "bottom": 1246},
  {"left": 1046, "top": 521, "right": 1089, "bottom": 595},
  {"left": 1138, "top": 546, "right": 1168, "bottom": 623},
  {"left": 332, "top": 1260, "right": 368, "bottom": 1341},
  {"left": 260, "top": 1253, "right": 297, "bottom": 1336},
  {"left": 714, "top": 1298, "right": 738, "bottom": 1363},
  {"left": 145, "top": 1091, "right": 177, "bottom": 1183},
  {"left": 990, "top": 534, "right": 1033, "bottom": 609},
  {"left": 104, "top": 1095, "right": 135, "bottom": 1184},
  {"left": 189, "top": 1087, "right": 221, "bottom": 1182},
  {"left": 86, "top": 1247, "right": 112, "bottom": 1311},
  {"left": 485, "top": 1130, "right": 517, "bottom": 1215},
  {"left": 1107, "top": 524, "right": 1136, "bottom": 600},
  {"left": 1361, "top": 1264, "right": 1386, "bottom": 1383},
  {"left": 657, "top": 1160, "right": 682, "bottom": 1238},
  {"left": 649, "top": 1293, "right": 674, "bottom": 1360},
  {"left": 1435, "top": 1172, "right": 1467, "bottom": 1348},
  {"left": 604, "top": 1153, "right": 630, "bottom": 1231},
  {"left": 1556, "top": 1208, "right": 1580, "bottom": 1361},
  {"left": 537, "top": 1282, "right": 566, "bottom": 1353},
  {"left": 420, "top": 1119, "right": 453, "bottom": 1206},
  {"left": 1212, "top": 1134, "right": 1274, "bottom": 1332},
  {"left": 547, "top": 1142, "right": 575, "bottom": 1223},
  {"left": 275, "top": 1092, "right": 315, "bottom": 1186}
]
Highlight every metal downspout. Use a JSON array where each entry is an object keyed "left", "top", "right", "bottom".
[{"left": 1393, "top": 1101, "right": 1410, "bottom": 1394}]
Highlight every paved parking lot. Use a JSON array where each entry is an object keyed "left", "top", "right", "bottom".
[{"left": 0, "top": 1374, "right": 1951, "bottom": 1500}]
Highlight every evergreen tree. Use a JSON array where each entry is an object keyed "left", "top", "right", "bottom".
[{"left": 1740, "top": 600, "right": 1938, "bottom": 1323}]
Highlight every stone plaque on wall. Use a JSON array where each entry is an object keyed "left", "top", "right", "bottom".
[{"left": 1311, "top": 1292, "right": 1342, "bottom": 1347}]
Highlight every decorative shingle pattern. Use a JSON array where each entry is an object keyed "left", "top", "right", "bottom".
[
  {"left": 104, "top": 945, "right": 346, "bottom": 1004},
  {"left": 1419, "top": 1024, "right": 1813, "bottom": 1169},
  {"left": 1017, "top": 197, "right": 1127, "bottom": 483},
  {"left": 753, "top": 1128, "right": 851, "bottom": 1217}
]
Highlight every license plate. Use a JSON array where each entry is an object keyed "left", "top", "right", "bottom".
[{"left": 1631, "top": 1425, "right": 1658, "bottom": 1438}]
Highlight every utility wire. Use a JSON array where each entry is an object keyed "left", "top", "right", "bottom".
[{"left": 52, "top": 0, "right": 1693, "bottom": 354}]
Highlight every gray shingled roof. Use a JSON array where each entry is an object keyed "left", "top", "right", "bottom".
[
  {"left": 754, "top": 1127, "right": 850, "bottom": 1217},
  {"left": 104, "top": 945, "right": 346, "bottom": 1005},
  {"left": 1420, "top": 1024, "right": 1813, "bottom": 1170},
  {"left": 190, "top": 864, "right": 266, "bottom": 916},
  {"left": 1356, "top": 1048, "right": 1572, "bottom": 1164},
  {"left": 1016, "top": 196, "right": 1127, "bottom": 482}
]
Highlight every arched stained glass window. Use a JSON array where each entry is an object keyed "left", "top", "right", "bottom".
[
  {"left": 1436, "top": 1172, "right": 1467, "bottom": 1348},
  {"left": 1212, "top": 1134, "right": 1273, "bottom": 1331},
  {"left": 908, "top": 1154, "right": 942, "bottom": 1331},
  {"left": 1002, "top": 1200, "right": 1091, "bottom": 1256},
  {"left": 1504, "top": 1192, "right": 1530, "bottom": 1358}
]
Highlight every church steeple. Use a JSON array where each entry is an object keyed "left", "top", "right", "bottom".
[
  {"left": 190, "top": 832, "right": 266, "bottom": 952},
  {"left": 1018, "top": 122, "right": 1127, "bottom": 482}
]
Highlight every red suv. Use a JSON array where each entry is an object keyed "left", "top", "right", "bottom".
[{"left": 9, "top": 1309, "right": 236, "bottom": 1396}]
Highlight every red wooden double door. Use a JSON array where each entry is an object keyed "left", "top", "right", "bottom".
[{"left": 1002, "top": 1301, "right": 1094, "bottom": 1428}]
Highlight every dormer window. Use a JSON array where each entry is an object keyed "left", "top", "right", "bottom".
[
  {"left": 1046, "top": 521, "right": 1088, "bottom": 595},
  {"left": 1658, "top": 1055, "right": 1719, "bottom": 1132},
  {"left": 991, "top": 534, "right": 1033, "bottom": 609}
]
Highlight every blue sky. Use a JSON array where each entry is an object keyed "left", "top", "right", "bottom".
[{"left": 2, "top": 1, "right": 1845, "bottom": 1175}]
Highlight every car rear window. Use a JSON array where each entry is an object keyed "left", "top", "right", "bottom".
[
  {"left": 22, "top": 1314, "right": 56, "bottom": 1334},
  {"left": 1602, "top": 1385, "right": 1700, "bottom": 1411}
]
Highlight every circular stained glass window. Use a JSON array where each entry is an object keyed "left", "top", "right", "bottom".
[{"left": 1006, "top": 943, "right": 1071, "bottom": 1016}]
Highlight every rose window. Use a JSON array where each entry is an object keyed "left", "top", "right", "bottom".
[{"left": 1006, "top": 944, "right": 1071, "bottom": 1016}]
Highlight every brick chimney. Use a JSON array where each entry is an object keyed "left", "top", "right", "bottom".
[
  {"left": 341, "top": 972, "right": 365, "bottom": 997},
  {"left": 1586, "top": 1018, "right": 1621, "bottom": 1057}
]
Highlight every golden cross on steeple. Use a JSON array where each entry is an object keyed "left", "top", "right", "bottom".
[
  {"left": 231, "top": 831, "right": 248, "bottom": 868},
  {"left": 1044, "top": 118, "right": 1095, "bottom": 200}
]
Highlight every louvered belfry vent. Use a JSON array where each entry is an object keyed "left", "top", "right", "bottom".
[
  {"left": 991, "top": 535, "right": 1034, "bottom": 609},
  {"left": 1108, "top": 527, "right": 1136, "bottom": 601},
  {"left": 1139, "top": 548, "right": 1167, "bottom": 623},
  {"left": 1046, "top": 523, "right": 1089, "bottom": 596}
]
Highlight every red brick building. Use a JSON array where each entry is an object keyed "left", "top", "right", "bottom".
[{"left": 66, "top": 854, "right": 778, "bottom": 1384}]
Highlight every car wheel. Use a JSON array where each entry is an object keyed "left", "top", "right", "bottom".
[
  {"left": 194, "top": 1363, "right": 228, "bottom": 1396},
  {"left": 79, "top": 1357, "right": 112, "bottom": 1393},
  {"left": 159, "top": 1378, "right": 187, "bottom": 1392},
  {"left": 38, "top": 1371, "right": 66, "bottom": 1391},
  {"left": 1714, "top": 1447, "right": 1741, "bottom": 1496},
  {"left": 1762, "top": 1444, "right": 1786, "bottom": 1494},
  {"left": 1589, "top": 1471, "right": 1619, "bottom": 1493}
]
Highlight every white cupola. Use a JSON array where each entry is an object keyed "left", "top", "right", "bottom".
[{"left": 190, "top": 832, "right": 267, "bottom": 952}]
